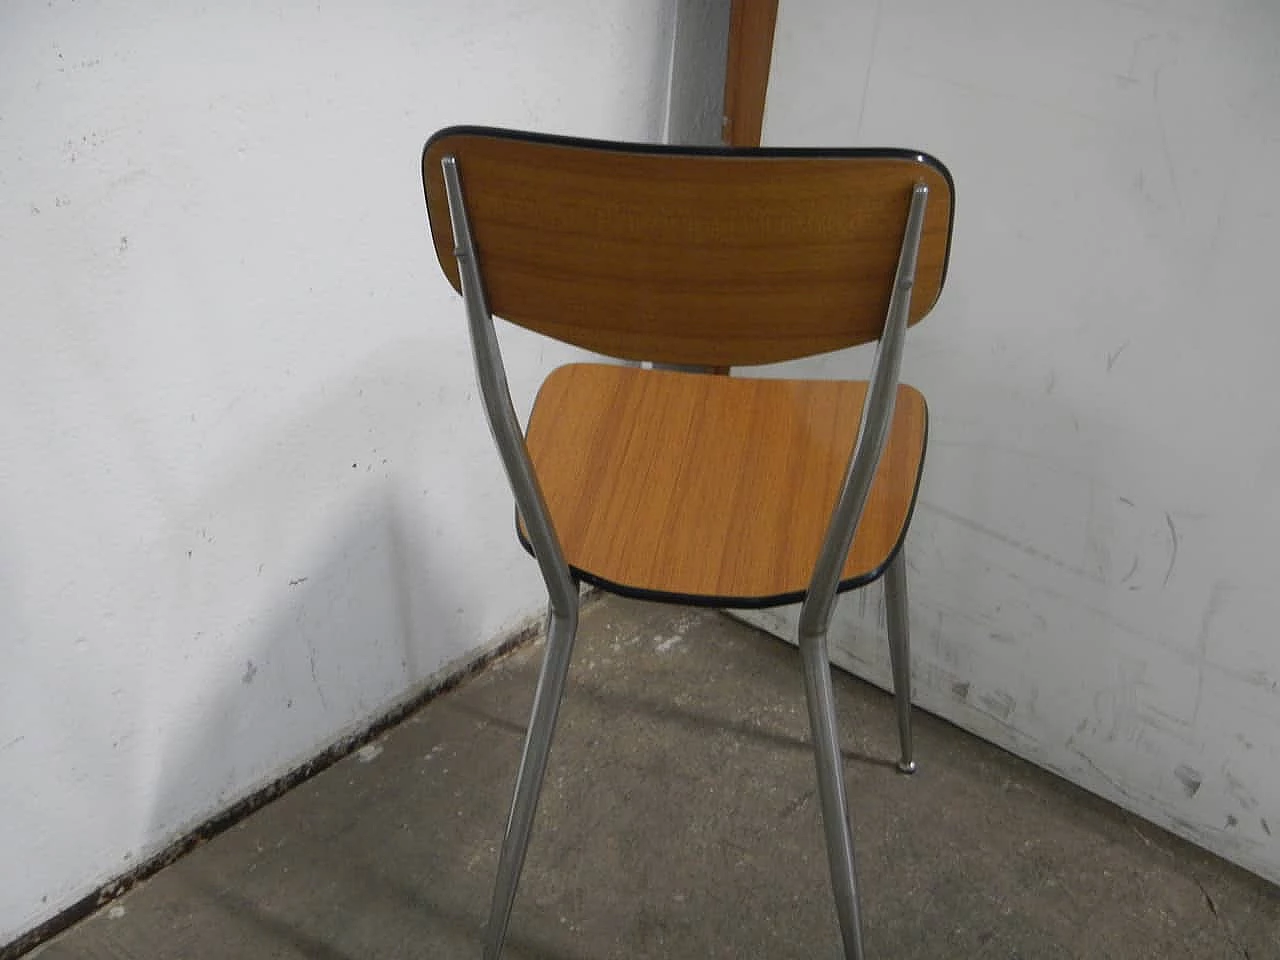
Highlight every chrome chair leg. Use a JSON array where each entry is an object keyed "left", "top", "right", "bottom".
[
  {"left": 799, "top": 627, "right": 867, "bottom": 960},
  {"left": 485, "top": 601, "right": 580, "bottom": 960},
  {"left": 884, "top": 550, "right": 916, "bottom": 775}
]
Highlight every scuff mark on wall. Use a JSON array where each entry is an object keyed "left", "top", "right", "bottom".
[
  {"left": 1121, "top": 555, "right": 1139, "bottom": 584},
  {"left": 1197, "top": 581, "right": 1232, "bottom": 658},
  {"left": 308, "top": 643, "right": 326, "bottom": 708},
  {"left": 1162, "top": 513, "right": 1179, "bottom": 588},
  {"left": 1063, "top": 742, "right": 1146, "bottom": 807},
  {"left": 919, "top": 499, "right": 1106, "bottom": 585},
  {"left": 1174, "top": 764, "right": 1203, "bottom": 798},
  {"left": 1218, "top": 773, "right": 1249, "bottom": 808},
  {"left": 979, "top": 690, "right": 1016, "bottom": 722}
]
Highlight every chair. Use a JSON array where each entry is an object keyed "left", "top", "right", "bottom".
[{"left": 421, "top": 127, "right": 954, "bottom": 960}]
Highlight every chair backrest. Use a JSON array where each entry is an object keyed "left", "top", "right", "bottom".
[{"left": 422, "top": 127, "right": 954, "bottom": 368}]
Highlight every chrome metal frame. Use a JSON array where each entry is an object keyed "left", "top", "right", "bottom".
[
  {"left": 442, "top": 156, "right": 580, "bottom": 960},
  {"left": 443, "top": 152, "right": 928, "bottom": 960},
  {"left": 796, "top": 181, "right": 929, "bottom": 959}
]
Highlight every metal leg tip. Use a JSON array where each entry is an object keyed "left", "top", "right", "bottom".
[{"left": 896, "top": 759, "right": 918, "bottom": 775}]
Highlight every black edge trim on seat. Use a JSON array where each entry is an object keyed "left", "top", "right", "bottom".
[
  {"left": 514, "top": 395, "right": 930, "bottom": 611},
  {"left": 421, "top": 125, "right": 957, "bottom": 295}
]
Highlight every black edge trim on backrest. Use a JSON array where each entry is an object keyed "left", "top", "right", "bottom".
[{"left": 421, "top": 125, "right": 957, "bottom": 297}]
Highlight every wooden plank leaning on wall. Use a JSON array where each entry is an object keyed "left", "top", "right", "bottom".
[
  {"left": 723, "top": 0, "right": 779, "bottom": 148},
  {"left": 714, "top": 0, "right": 778, "bottom": 373}
]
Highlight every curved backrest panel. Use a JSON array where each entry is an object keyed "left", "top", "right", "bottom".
[{"left": 423, "top": 127, "right": 954, "bottom": 367}]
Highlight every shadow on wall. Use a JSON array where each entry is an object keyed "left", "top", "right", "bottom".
[{"left": 133, "top": 333, "right": 537, "bottom": 859}]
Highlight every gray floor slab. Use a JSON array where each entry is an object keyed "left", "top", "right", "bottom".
[{"left": 33, "top": 595, "right": 1279, "bottom": 959}]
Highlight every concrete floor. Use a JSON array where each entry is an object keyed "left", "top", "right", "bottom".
[{"left": 35, "top": 594, "right": 1279, "bottom": 959}]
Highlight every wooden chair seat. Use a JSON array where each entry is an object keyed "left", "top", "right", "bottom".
[{"left": 521, "top": 362, "right": 927, "bottom": 608}]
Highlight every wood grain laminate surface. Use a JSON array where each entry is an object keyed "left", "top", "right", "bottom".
[
  {"left": 424, "top": 129, "right": 953, "bottom": 368},
  {"left": 521, "top": 364, "right": 927, "bottom": 606},
  {"left": 723, "top": 0, "right": 779, "bottom": 148}
]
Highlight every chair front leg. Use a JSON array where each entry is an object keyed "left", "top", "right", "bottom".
[
  {"left": 799, "top": 625, "right": 867, "bottom": 960},
  {"left": 485, "top": 600, "right": 580, "bottom": 960}
]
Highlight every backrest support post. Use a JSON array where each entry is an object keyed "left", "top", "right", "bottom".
[
  {"left": 441, "top": 155, "right": 578, "bottom": 618},
  {"left": 798, "top": 182, "right": 930, "bottom": 640}
]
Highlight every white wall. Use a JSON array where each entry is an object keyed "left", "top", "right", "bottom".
[
  {"left": 0, "top": 0, "right": 675, "bottom": 943},
  {"left": 744, "top": 0, "right": 1280, "bottom": 882},
  {"left": 664, "top": 0, "right": 730, "bottom": 145}
]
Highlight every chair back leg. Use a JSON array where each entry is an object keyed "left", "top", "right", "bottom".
[
  {"left": 885, "top": 550, "right": 917, "bottom": 774},
  {"left": 485, "top": 600, "right": 581, "bottom": 960}
]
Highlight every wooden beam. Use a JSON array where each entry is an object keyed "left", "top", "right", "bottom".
[{"left": 722, "top": 0, "right": 779, "bottom": 148}]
